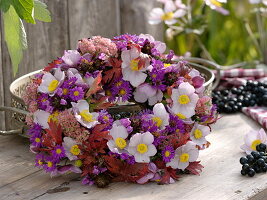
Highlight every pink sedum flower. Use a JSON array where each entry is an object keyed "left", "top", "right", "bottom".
[
  {"left": 121, "top": 47, "right": 150, "bottom": 87},
  {"left": 241, "top": 129, "right": 267, "bottom": 154},
  {"left": 171, "top": 82, "right": 199, "bottom": 119},
  {"left": 128, "top": 132, "right": 157, "bottom": 163},
  {"left": 166, "top": 141, "right": 199, "bottom": 170}
]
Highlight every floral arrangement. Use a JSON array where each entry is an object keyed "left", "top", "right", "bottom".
[{"left": 23, "top": 34, "right": 218, "bottom": 187}]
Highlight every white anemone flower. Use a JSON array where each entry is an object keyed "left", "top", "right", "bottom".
[
  {"left": 249, "top": 0, "right": 267, "bottom": 5},
  {"left": 67, "top": 68, "right": 85, "bottom": 85},
  {"left": 190, "top": 123, "right": 210, "bottom": 146},
  {"left": 121, "top": 47, "right": 150, "bottom": 87},
  {"left": 107, "top": 123, "right": 129, "bottom": 154},
  {"left": 128, "top": 132, "right": 157, "bottom": 163},
  {"left": 150, "top": 103, "right": 169, "bottom": 129},
  {"left": 171, "top": 82, "right": 199, "bottom": 119},
  {"left": 134, "top": 83, "right": 163, "bottom": 106},
  {"left": 33, "top": 110, "right": 50, "bottom": 129},
  {"left": 62, "top": 50, "right": 81, "bottom": 66},
  {"left": 71, "top": 100, "right": 99, "bottom": 129},
  {"left": 166, "top": 141, "right": 199, "bottom": 170},
  {"left": 149, "top": 0, "right": 187, "bottom": 25},
  {"left": 38, "top": 68, "right": 65, "bottom": 96},
  {"left": 204, "top": 0, "right": 229, "bottom": 15},
  {"left": 62, "top": 137, "right": 80, "bottom": 161},
  {"left": 241, "top": 129, "right": 267, "bottom": 154}
]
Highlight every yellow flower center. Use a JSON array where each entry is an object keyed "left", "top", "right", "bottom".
[
  {"left": 115, "top": 137, "right": 127, "bottom": 149},
  {"left": 48, "top": 80, "right": 59, "bottom": 92},
  {"left": 35, "top": 137, "right": 41, "bottom": 143},
  {"left": 130, "top": 59, "right": 140, "bottom": 71},
  {"left": 251, "top": 139, "right": 262, "bottom": 151},
  {"left": 180, "top": 153, "right": 190, "bottom": 163},
  {"left": 47, "top": 161, "right": 53, "bottom": 168},
  {"left": 80, "top": 110, "right": 94, "bottom": 122},
  {"left": 70, "top": 145, "right": 80, "bottom": 155},
  {"left": 194, "top": 129, "right": 203, "bottom": 139},
  {"left": 119, "top": 89, "right": 126, "bottom": 95},
  {"left": 74, "top": 160, "right": 83, "bottom": 167},
  {"left": 164, "top": 63, "right": 172, "bottom": 68},
  {"left": 63, "top": 88, "right": 69, "bottom": 95},
  {"left": 137, "top": 143, "right": 148, "bottom": 154},
  {"left": 210, "top": 0, "right": 222, "bottom": 7},
  {"left": 165, "top": 151, "right": 171, "bottom": 157},
  {"left": 116, "top": 81, "right": 123, "bottom": 87},
  {"left": 42, "top": 98, "right": 47, "bottom": 102},
  {"left": 73, "top": 91, "right": 80, "bottom": 96},
  {"left": 176, "top": 113, "right": 186, "bottom": 119},
  {"left": 106, "top": 90, "right": 112, "bottom": 96},
  {"left": 103, "top": 116, "right": 109, "bottom": 121},
  {"left": 56, "top": 148, "right": 62, "bottom": 154},
  {"left": 48, "top": 112, "right": 59, "bottom": 123},
  {"left": 178, "top": 95, "right": 190, "bottom": 105},
  {"left": 161, "top": 12, "right": 174, "bottom": 21},
  {"left": 38, "top": 160, "right": 43, "bottom": 165},
  {"left": 152, "top": 117, "right": 163, "bottom": 127}
]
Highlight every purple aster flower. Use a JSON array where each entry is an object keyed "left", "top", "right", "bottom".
[
  {"left": 92, "top": 166, "right": 107, "bottom": 175},
  {"left": 82, "top": 175, "right": 94, "bottom": 185},
  {"left": 149, "top": 68, "right": 166, "bottom": 91},
  {"left": 166, "top": 114, "right": 185, "bottom": 134},
  {"left": 35, "top": 154, "right": 45, "bottom": 168},
  {"left": 153, "top": 135, "right": 167, "bottom": 146},
  {"left": 113, "top": 34, "right": 139, "bottom": 50},
  {"left": 98, "top": 110, "right": 113, "bottom": 130},
  {"left": 166, "top": 50, "right": 175, "bottom": 62},
  {"left": 69, "top": 86, "right": 84, "bottom": 101},
  {"left": 51, "top": 145, "right": 66, "bottom": 160},
  {"left": 162, "top": 146, "right": 175, "bottom": 163},
  {"left": 43, "top": 156, "right": 57, "bottom": 173},
  {"left": 27, "top": 123, "right": 42, "bottom": 136},
  {"left": 151, "top": 59, "right": 164, "bottom": 69},
  {"left": 111, "top": 79, "right": 132, "bottom": 102},
  {"left": 30, "top": 130, "right": 42, "bottom": 148},
  {"left": 37, "top": 93, "right": 52, "bottom": 111},
  {"left": 119, "top": 153, "right": 136, "bottom": 165},
  {"left": 141, "top": 118, "right": 159, "bottom": 133}
]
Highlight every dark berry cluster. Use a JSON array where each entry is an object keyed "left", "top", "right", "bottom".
[
  {"left": 212, "top": 80, "right": 267, "bottom": 113},
  {"left": 240, "top": 143, "right": 267, "bottom": 177}
]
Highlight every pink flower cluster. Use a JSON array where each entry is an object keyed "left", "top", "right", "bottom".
[{"left": 78, "top": 36, "right": 117, "bottom": 57}]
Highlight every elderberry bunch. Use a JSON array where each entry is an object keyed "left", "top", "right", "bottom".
[
  {"left": 240, "top": 143, "right": 267, "bottom": 177},
  {"left": 212, "top": 80, "right": 267, "bottom": 113}
]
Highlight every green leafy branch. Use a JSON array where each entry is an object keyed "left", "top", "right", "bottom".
[{"left": 0, "top": 0, "right": 51, "bottom": 75}]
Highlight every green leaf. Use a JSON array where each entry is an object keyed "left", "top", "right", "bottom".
[
  {"left": 3, "top": 5, "right": 27, "bottom": 76},
  {"left": 0, "top": 0, "right": 11, "bottom": 12},
  {"left": 34, "top": 0, "right": 51, "bottom": 22},
  {"left": 11, "top": 0, "right": 35, "bottom": 24}
]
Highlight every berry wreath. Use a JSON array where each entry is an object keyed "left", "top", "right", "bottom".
[{"left": 23, "top": 34, "right": 218, "bottom": 187}]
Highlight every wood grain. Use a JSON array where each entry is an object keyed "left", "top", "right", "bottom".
[
  {"left": 1, "top": 0, "right": 69, "bottom": 129},
  {"left": 0, "top": 13, "right": 5, "bottom": 131},
  {"left": 0, "top": 114, "right": 267, "bottom": 200},
  {"left": 68, "top": 0, "right": 120, "bottom": 49},
  {"left": 120, "top": 0, "right": 163, "bottom": 41}
]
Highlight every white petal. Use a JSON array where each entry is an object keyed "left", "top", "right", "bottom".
[
  {"left": 142, "top": 132, "right": 154, "bottom": 144},
  {"left": 178, "top": 82, "right": 195, "bottom": 95},
  {"left": 33, "top": 110, "right": 50, "bottom": 129},
  {"left": 173, "top": 9, "right": 186, "bottom": 18},
  {"left": 146, "top": 144, "right": 157, "bottom": 156},
  {"left": 177, "top": 161, "right": 189, "bottom": 170},
  {"left": 129, "top": 71, "right": 147, "bottom": 87}
]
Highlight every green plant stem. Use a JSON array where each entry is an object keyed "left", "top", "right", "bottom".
[
  {"left": 195, "top": 35, "right": 215, "bottom": 62},
  {"left": 244, "top": 20, "right": 263, "bottom": 59}
]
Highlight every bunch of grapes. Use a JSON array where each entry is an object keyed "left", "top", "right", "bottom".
[{"left": 240, "top": 143, "right": 267, "bottom": 177}]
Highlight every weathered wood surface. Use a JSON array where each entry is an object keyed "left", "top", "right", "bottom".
[
  {"left": 0, "top": 0, "right": 162, "bottom": 131},
  {"left": 0, "top": 14, "right": 5, "bottom": 130},
  {"left": 0, "top": 114, "right": 267, "bottom": 200}
]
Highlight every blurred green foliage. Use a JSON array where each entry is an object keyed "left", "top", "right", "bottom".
[{"left": 165, "top": 0, "right": 263, "bottom": 66}]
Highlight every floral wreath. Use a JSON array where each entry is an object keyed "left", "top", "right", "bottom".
[{"left": 23, "top": 34, "right": 218, "bottom": 187}]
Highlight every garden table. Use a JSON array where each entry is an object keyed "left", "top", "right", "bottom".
[{"left": 0, "top": 113, "right": 266, "bottom": 200}]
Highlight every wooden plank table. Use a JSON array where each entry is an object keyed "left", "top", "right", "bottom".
[{"left": 0, "top": 113, "right": 267, "bottom": 200}]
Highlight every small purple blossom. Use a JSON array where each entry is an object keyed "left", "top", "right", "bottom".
[
  {"left": 162, "top": 146, "right": 175, "bottom": 162},
  {"left": 98, "top": 110, "right": 113, "bottom": 130},
  {"left": 43, "top": 156, "right": 57, "bottom": 173},
  {"left": 153, "top": 135, "right": 167, "bottom": 146},
  {"left": 166, "top": 114, "right": 185, "bottom": 134},
  {"left": 29, "top": 125, "right": 42, "bottom": 148},
  {"left": 166, "top": 50, "right": 175, "bottom": 62},
  {"left": 51, "top": 145, "right": 66, "bottom": 160},
  {"left": 82, "top": 175, "right": 94, "bottom": 185},
  {"left": 111, "top": 79, "right": 132, "bottom": 101},
  {"left": 92, "top": 166, "right": 107, "bottom": 175},
  {"left": 35, "top": 154, "right": 45, "bottom": 168},
  {"left": 69, "top": 86, "right": 84, "bottom": 101}
]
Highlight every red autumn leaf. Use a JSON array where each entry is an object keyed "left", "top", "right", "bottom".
[
  {"left": 167, "top": 132, "right": 190, "bottom": 149},
  {"left": 186, "top": 161, "right": 204, "bottom": 175},
  {"left": 86, "top": 72, "right": 102, "bottom": 98},
  {"left": 41, "top": 133, "right": 54, "bottom": 148},
  {"left": 45, "top": 121, "right": 62, "bottom": 144},
  {"left": 102, "top": 58, "right": 122, "bottom": 84},
  {"left": 90, "top": 96, "right": 114, "bottom": 111},
  {"left": 43, "top": 59, "right": 62, "bottom": 72},
  {"left": 160, "top": 167, "right": 180, "bottom": 184}
]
